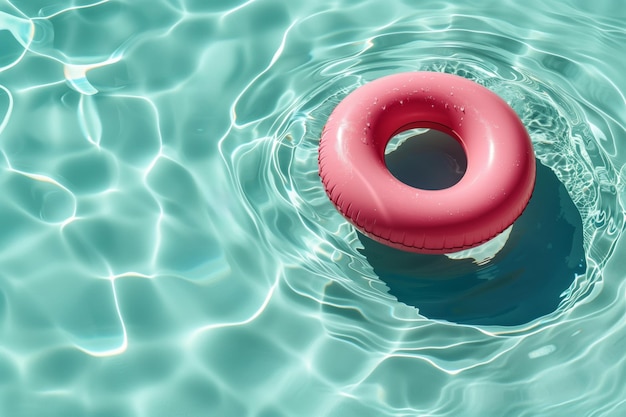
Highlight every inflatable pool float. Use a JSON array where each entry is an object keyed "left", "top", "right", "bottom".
[{"left": 318, "top": 72, "right": 535, "bottom": 254}]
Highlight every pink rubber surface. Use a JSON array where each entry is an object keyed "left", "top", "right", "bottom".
[{"left": 318, "top": 72, "right": 536, "bottom": 254}]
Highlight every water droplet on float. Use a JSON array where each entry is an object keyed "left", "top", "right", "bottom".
[
  {"left": 382, "top": 105, "right": 386, "bottom": 110},
  {"left": 431, "top": 104, "right": 434, "bottom": 108},
  {"left": 444, "top": 103, "right": 449, "bottom": 109},
  {"left": 450, "top": 92, "right": 454, "bottom": 96},
  {"left": 399, "top": 100, "right": 403, "bottom": 105}
]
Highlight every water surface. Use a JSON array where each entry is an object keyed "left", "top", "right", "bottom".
[{"left": 1, "top": 0, "right": 625, "bottom": 416}]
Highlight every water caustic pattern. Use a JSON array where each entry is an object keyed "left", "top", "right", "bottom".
[{"left": 1, "top": 0, "right": 626, "bottom": 415}]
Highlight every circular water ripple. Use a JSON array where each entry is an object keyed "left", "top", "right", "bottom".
[
  {"left": 222, "top": 4, "right": 626, "bottom": 416},
  {"left": 228, "top": 8, "right": 624, "bottom": 316}
]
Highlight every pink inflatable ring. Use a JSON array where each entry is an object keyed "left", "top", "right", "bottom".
[{"left": 318, "top": 72, "right": 535, "bottom": 254}]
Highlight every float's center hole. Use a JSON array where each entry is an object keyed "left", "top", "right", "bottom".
[{"left": 385, "top": 128, "right": 467, "bottom": 190}]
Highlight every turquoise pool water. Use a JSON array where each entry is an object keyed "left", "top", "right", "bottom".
[{"left": 1, "top": 0, "right": 626, "bottom": 415}]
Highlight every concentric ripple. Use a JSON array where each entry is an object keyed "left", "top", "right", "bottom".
[{"left": 1, "top": 0, "right": 626, "bottom": 416}]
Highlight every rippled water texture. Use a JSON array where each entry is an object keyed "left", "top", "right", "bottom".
[{"left": 1, "top": 0, "right": 626, "bottom": 416}]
